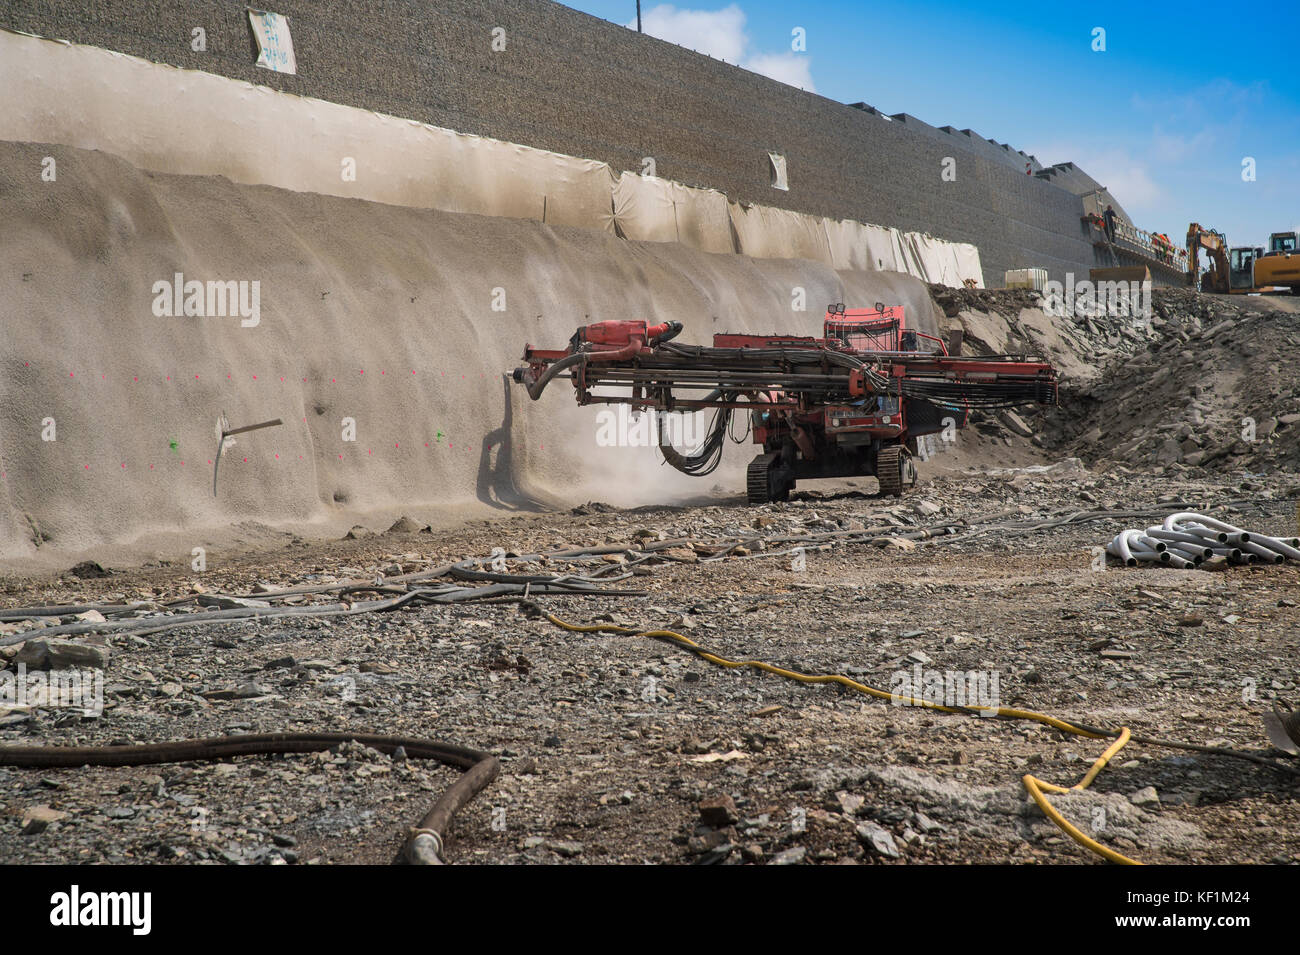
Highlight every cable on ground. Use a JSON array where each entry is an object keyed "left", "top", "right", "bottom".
[{"left": 542, "top": 612, "right": 1298, "bottom": 864}]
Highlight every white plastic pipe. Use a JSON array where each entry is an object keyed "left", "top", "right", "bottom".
[
  {"left": 1163, "top": 512, "right": 1247, "bottom": 536},
  {"left": 1253, "top": 536, "right": 1300, "bottom": 560},
  {"left": 1177, "top": 523, "right": 1230, "bottom": 544},
  {"left": 1208, "top": 546, "right": 1244, "bottom": 560},
  {"left": 1106, "top": 533, "right": 1137, "bottom": 566},
  {"left": 1240, "top": 540, "right": 1285, "bottom": 564},
  {"left": 1144, "top": 527, "right": 1213, "bottom": 557},
  {"left": 1163, "top": 544, "right": 1205, "bottom": 564},
  {"left": 1112, "top": 513, "right": 1296, "bottom": 569},
  {"left": 1113, "top": 530, "right": 1166, "bottom": 563},
  {"left": 1134, "top": 533, "right": 1167, "bottom": 553}
]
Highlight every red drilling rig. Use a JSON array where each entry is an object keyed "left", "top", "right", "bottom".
[{"left": 513, "top": 304, "right": 1057, "bottom": 502}]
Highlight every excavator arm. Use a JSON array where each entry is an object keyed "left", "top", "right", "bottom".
[{"left": 1187, "top": 223, "right": 1230, "bottom": 293}]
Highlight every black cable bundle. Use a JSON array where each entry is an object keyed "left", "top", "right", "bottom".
[
  {"left": 898, "top": 377, "right": 1056, "bottom": 409},
  {"left": 657, "top": 392, "right": 735, "bottom": 476}
]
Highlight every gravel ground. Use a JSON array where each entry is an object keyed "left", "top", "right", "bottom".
[
  {"left": 2, "top": 466, "right": 1298, "bottom": 866},
  {"left": 4, "top": 287, "right": 1299, "bottom": 865}
]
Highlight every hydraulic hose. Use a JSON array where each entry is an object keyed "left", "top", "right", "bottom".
[
  {"left": 1023, "top": 729, "right": 1140, "bottom": 865},
  {"left": 542, "top": 613, "right": 1300, "bottom": 864},
  {"left": 0, "top": 732, "right": 499, "bottom": 865},
  {"left": 657, "top": 389, "right": 733, "bottom": 477},
  {"left": 521, "top": 350, "right": 586, "bottom": 401}
]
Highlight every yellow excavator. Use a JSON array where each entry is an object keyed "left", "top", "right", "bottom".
[
  {"left": 1187, "top": 223, "right": 1300, "bottom": 294},
  {"left": 1257, "top": 231, "right": 1300, "bottom": 292}
]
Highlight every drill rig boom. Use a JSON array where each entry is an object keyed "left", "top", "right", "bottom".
[{"left": 513, "top": 305, "right": 1057, "bottom": 502}]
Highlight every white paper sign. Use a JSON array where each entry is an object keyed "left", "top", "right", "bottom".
[
  {"left": 768, "top": 152, "right": 788, "bottom": 191},
  {"left": 248, "top": 9, "right": 296, "bottom": 75}
]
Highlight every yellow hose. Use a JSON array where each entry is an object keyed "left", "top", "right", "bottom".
[
  {"left": 1023, "top": 728, "right": 1141, "bottom": 865},
  {"left": 544, "top": 612, "right": 1142, "bottom": 864}
]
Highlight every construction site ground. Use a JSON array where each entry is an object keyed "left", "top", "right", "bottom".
[{"left": 2, "top": 288, "right": 1299, "bottom": 866}]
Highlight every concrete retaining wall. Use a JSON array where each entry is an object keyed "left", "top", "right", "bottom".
[{"left": 2, "top": 0, "right": 1110, "bottom": 287}]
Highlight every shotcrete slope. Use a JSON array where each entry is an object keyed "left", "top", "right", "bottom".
[{"left": 0, "top": 141, "right": 942, "bottom": 565}]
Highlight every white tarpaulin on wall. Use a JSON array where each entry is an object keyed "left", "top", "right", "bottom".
[
  {"left": 0, "top": 30, "right": 614, "bottom": 230},
  {"left": 0, "top": 29, "right": 984, "bottom": 287},
  {"left": 864, "top": 225, "right": 911, "bottom": 274},
  {"left": 728, "top": 202, "right": 832, "bottom": 263},
  {"left": 903, "top": 233, "right": 959, "bottom": 285},
  {"left": 953, "top": 243, "right": 985, "bottom": 288},
  {"left": 821, "top": 218, "right": 872, "bottom": 271},
  {"left": 900, "top": 233, "right": 984, "bottom": 287},
  {"left": 611, "top": 173, "right": 733, "bottom": 253},
  {"left": 814, "top": 219, "right": 983, "bottom": 286},
  {"left": 767, "top": 152, "right": 789, "bottom": 191}
]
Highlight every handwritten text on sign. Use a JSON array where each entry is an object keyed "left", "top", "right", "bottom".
[{"left": 248, "top": 9, "right": 297, "bottom": 75}]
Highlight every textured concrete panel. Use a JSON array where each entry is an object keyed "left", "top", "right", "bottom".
[{"left": 3, "top": 0, "right": 1109, "bottom": 286}]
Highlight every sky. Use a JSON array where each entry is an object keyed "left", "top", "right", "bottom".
[{"left": 563, "top": 1, "right": 1300, "bottom": 248}]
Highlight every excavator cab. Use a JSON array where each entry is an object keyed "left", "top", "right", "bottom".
[
  {"left": 1267, "top": 232, "right": 1298, "bottom": 256},
  {"left": 1229, "top": 247, "right": 1259, "bottom": 290}
]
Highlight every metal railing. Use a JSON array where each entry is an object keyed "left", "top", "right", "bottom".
[
  {"left": 1100, "top": 219, "right": 1186, "bottom": 270},
  {"left": 1083, "top": 189, "right": 1186, "bottom": 270}
]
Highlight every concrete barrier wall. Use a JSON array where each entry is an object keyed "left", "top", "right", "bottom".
[
  {"left": 0, "top": 0, "right": 1104, "bottom": 287},
  {"left": 1, "top": 30, "right": 984, "bottom": 287}
]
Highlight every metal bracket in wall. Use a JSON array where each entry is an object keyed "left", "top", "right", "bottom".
[{"left": 213, "top": 412, "right": 284, "bottom": 496}]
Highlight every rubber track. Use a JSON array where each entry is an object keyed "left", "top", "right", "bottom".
[
  {"left": 747, "top": 453, "right": 778, "bottom": 504},
  {"left": 877, "top": 444, "right": 904, "bottom": 496}
]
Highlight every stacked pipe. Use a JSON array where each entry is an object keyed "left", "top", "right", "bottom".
[{"left": 1107, "top": 512, "right": 1300, "bottom": 569}]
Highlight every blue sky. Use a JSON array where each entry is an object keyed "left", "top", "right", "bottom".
[{"left": 564, "top": 1, "right": 1300, "bottom": 248}]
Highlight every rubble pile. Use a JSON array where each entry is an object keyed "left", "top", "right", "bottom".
[{"left": 931, "top": 285, "right": 1300, "bottom": 475}]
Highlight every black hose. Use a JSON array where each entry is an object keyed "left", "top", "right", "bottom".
[
  {"left": 899, "top": 376, "right": 1056, "bottom": 409},
  {"left": 657, "top": 389, "right": 733, "bottom": 477},
  {"left": 522, "top": 351, "right": 586, "bottom": 401},
  {"left": 0, "top": 732, "right": 499, "bottom": 864}
]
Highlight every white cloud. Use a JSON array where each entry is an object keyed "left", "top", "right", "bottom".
[
  {"left": 743, "top": 51, "right": 815, "bottom": 91},
  {"left": 1149, "top": 127, "right": 1216, "bottom": 164},
  {"left": 632, "top": 3, "right": 748, "bottom": 62},
  {"left": 630, "top": 4, "right": 815, "bottom": 92},
  {"left": 1077, "top": 151, "right": 1163, "bottom": 208}
]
